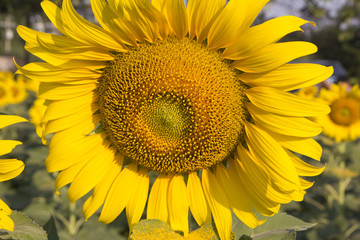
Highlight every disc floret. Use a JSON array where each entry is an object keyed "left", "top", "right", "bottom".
[{"left": 98, "top": 38, "right": 246, "bottom": 173}]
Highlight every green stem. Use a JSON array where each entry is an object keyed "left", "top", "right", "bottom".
[{"left": 68, "top": 202, "right": 77, "bottom": 235}]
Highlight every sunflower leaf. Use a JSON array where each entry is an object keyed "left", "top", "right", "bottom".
[
  {"left": 0, "top": 211, "right": 47, "bottom": 240},
  {"left": 233, "top": 212, "right": 315, "bottom": 239},
  {"left": 42, "top": 216, "right": 59, "bottom": 240}
]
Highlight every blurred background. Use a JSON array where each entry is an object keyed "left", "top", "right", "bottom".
[{"left": 0, "top": 0, "right": 360, "bottom": 239}]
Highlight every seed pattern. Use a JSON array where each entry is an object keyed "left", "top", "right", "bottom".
[{"left": 98, "top": 37, "right": 246, "bottom": 173}]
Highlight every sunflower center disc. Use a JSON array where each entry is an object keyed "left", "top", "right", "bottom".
[
  {"left": 330, "top": 98, "right": 360, "bottom": 126},
  {"left": 98, "top": 38, "right": 246, "bottom": 173}
]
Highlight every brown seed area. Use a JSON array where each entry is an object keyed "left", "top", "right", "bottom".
[
  {"left": 98, "top": 37, "right": 246, "bottom": 173},
  {"left": 330, "top": 98, "right": 360, "bottom": 126}
]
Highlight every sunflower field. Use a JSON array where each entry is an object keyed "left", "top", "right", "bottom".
[{"left": 1, "top": 0, "right": 360, "bottom": 240}]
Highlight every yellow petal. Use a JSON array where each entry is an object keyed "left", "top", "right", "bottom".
[
  {"left": 36, "top": 36, "right": 114, "bottom": 62},
  {"left": 214, "top": 164, "right": 261, "bottom": 228},
  {"left": 229, "top": 156, "right": 280, "bottom": 217},
  {"left": 239, "top": 64, "right": 334, "bottom": 91},
  {"left": 83, "top": 155, "right": 123, "bottom": 220},
  {"left": 233, "top": 42, "right": 317, "bottom": 73},
  {"left": 223, "top": 16, "right": 314, "bottom": 60},
  {"left": 126, "top": 167, "right": 149, "bottom": 232},
  {"left": 235, "top": 146, "right": 292, "bottom": 205},
  {"left": 62, "top": 0, "right": 125, "bottom": 51},
  {"left": 44, "top": 104, "right": 98, "bottom": 135},
  {"left": 0, "top": 210, "right": 14, "bottom": 231},
  {"left": 0, "top": 159, "right": 24, "bottom": 182},
  {"left": 163, "top": 0, "right": 188, "bottom": 39},
  {"left": 246, "top": 86, "right": 330, "bottom": 117},
  {"left": 0, "top": 141, "right": 22, "bottom": 156},
  {"left": 299, "top": 178, "right": 314, "bottom": 190},
  {"left": 147, "top": 174, "right": 169, "bottom": 224},
  {"left": 43, "top": 93, "right": 97, "bottom": 122},
  {"left": 67, "top": 143, "right": 115, "bottom": 202},
  {"left": 202, "top": 169, "right": 232, "bottom": 240},
  {"left": 55, "top": 160, "right": 89, "bottom": 192},
  {"left": 90, "top": 0, "right": 137, "bottom": 46},
  {"left": 270, "top": 131, "right": 322, "bottom": 161},
  {"left": 99, "top": 163, "right": 140, "bottom": 224},
  {"left": 168, "top": 174, "right": 189, "bottom": 236},
  {"left": 245, "top": 122, "right": 301, "bottom": 193},
  {"left": 246, "top": 103, "right": 322, "bottom": 137},
  {"left": 0, "top": 199, "right": 11, "bottom": 215},
  {"left": 17, "top": 25, "right": 80, "bottom": 48},
  {"left": 130, "top": 0, "right": 169, "bottom": 42},
  {"left": 16, "top": 62, "right": 101, "bottom": 84},
  {"left": 208, "top": 0, "right": 270, "bottom": 49},
  {"left": 187, "top": 172, "right": 211, "bottom": 226},
  {"left": 46, "top": 133, "right": 105, "bottom": 172},
  {"left": 41, "top": 0, "right": 67, "bottom": 35},
  {"left": 39, "top": 82, "right": 97, "bottom": 101},
  {"left": 287, "top": 150, "right": 325, "bottom": 177},
  {"left": 187, "top": 0, "right": 224, "bottom": 41},
  {"left": 0, "top": 115, "right": 27, "bottom": 129}
]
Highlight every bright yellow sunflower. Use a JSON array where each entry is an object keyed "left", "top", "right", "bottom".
[
  {"left": 296, "top": 85, "right": 319, "bottom": 100},
  {"left": 0, "top": 72, "right": 13, "bottom": 82},
  {"left": 29, "top": 97, "right": 47, "bottom": 138},
  {"left": 0, "top": 115, "right": 26, "bottom": 231},
  {"left": 0, "top": 72, "right": 28, "bottom": 105},
  {"left": 7, "top": 78, "right": 28, "bottom": 105},
  {"left": 314, "top": 83, "right": 360, "bottom": 142},
  {"left": 0, "top": 82, "right": 11, "bottom": 107},
  {"left": 0, "top": 72, "right": 14, "bottom": 107},
  {"left": 16, "top": 0, "right": 333, "bottom": 239}
]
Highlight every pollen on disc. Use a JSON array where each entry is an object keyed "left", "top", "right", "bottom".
[{"left": 98, "top": 37, "right": 247, "bottom": 173}]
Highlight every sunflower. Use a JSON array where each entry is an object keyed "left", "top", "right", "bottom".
[
  {"left": 0, "top": 72, "right": 28, "bottom": 105},
  {"left": 0, "top": 115, "right": 26, "bottom": 231},
  {"left": 0, "top": 72, "right": 14, "bottom": 107},
  {"left": 0, "top": 82, "right": 10, "bottom": 107},
  {"left": 17, "top": 0, "right": 332, "bottom": 239},
  {"left": 296, "top": 85, "right": 319, "bottom": 100},
  {"left": 314, "top": 83, "right": 360, "bottom": 142},
  {"left": 7, "top": 78, "right": 28, "bottom": 105},
  {"left": 29, "top": 97, "right": 47, "bottom": 138}
]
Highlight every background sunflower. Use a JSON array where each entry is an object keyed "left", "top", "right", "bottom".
[{"left": 314, "top": 83, "right": 360, "bottom": 142}]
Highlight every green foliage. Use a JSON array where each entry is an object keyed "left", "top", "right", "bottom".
[
  {"left": 283, "top": 138, "right": 360, "bottom": 240},
  {"left": 43, "top": 217, "right": 59, "bottom": 240},
  {"left": 233, "top": 213, "right": 314, "bottom": 240},
  {"left": 0, "top": 211, "right": 47, "bottom": 240}
]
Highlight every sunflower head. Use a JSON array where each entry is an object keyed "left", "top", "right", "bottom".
[
  {"left": 314, "top": 83, "right": 360, "bottom": 142},
  {"left": 17, "top": 0, "right": 333, "bottom": 239},
  {"left": 98, "top": 37, "right": 246, "bottom": 173}
]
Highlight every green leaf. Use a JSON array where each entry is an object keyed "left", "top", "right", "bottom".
[
  {"left": 0, "top": 211, "right": 47, "bottom": 240},
  {"left": 253, "top": 230, "right": 296, "bottom": 240},
  {"left": 233, "top": 212, "right": 315, "bottom": 239},
  {"left": 43, "top": 216, "right": 59, "bottom": 240}
]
